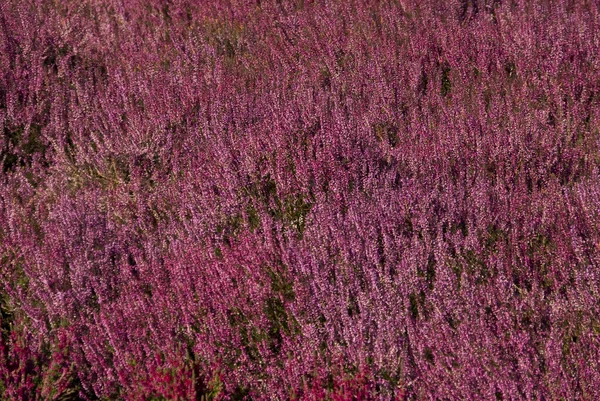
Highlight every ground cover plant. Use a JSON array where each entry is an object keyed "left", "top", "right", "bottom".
[{"left": 1, "top": 0, "right": 600, "bottom": 399}]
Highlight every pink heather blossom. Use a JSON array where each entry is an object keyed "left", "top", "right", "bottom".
[{"left": 1, "top": 0, "right": 600, "bottom": 399}]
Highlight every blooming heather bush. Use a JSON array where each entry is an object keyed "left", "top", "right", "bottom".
[
  {"left": 2, "top": 0, "right": 600, "bottom": 399},
  {"left": 0, "top": 293, "right": 79, "bottom": 401}
]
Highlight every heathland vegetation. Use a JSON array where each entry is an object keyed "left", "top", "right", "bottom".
[{"left": 1, "top": 0, "right": 600, "bottom": 399}]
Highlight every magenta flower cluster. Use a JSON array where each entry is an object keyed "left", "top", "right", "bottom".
[{"left": 1, "top": 0, "right": 600, "bottom": 399}]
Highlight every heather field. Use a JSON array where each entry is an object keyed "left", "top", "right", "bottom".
[{"left": 1, "top": 0, "right": 600, "bottom": 400}]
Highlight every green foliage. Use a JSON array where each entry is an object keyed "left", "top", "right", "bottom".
[
  {"left": 441, "top": 64, "right": 452, "bottom": 97},
  {"left": 0, "top": 291, "right": 14, "bottom": 344},
  {"left": 485, "top": 224, "right": 506, "bottom": 252},
  {"left": 227, "top": 307, "right": 262, "bottom": 362},
  {"left": 448, "top": 257, "right": 463, "bottom": 290},
  {"left": 425, "top": 253, "right": 436, "bottom": 289},
  {"left": 423, "top": 347, "right": 435, "bottom": 365},
  {"left": 282, "top": 194, "right": 312, "bottom": 237},
  {"left": 67, "top": 154, "right": 131, "bottom": 192},
  {"left": 203, "top": 18, "right": 248, "bottom": 64},
  {"left": 266, "top": 265, "right": 295, "bottom": 302},
  {"left": 505, "top": 61, "right": 517, "bottom": 82},
  {"left": 244, "top": 174, "right": 312, "bottom": 237},
  {"left": 246, "top": 204, "right": 261, "bottom": 232},
  {"left": 373, "top": 122, "right": 399, "bottom": 148},
  {"left": 463, "top": 249, "right": 491, "bottom": 284},
  {"left": 2, "top": 123, "right": 48, "bottom": 173},
  {"left": 408, "top": 292, "right": 419, "bottom": 320},
  {"left": 216, "top": 213, "right": 244, "bottom": 247}
]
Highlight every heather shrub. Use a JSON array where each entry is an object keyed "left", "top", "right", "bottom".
[
  {"left": 0, "top": 292, "right": 79, "bottom": 401},
  {"left": 1, "top": 0, "right": 600, "bottom": 399}
]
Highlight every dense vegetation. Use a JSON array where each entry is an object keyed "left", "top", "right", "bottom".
[{"left": 2, "top": 0, "right": 600, "bottom": 399}]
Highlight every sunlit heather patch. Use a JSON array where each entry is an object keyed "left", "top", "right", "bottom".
[{"left": 1, "top": 0, "right": 600, "bottom": 399}]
